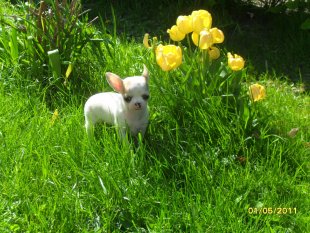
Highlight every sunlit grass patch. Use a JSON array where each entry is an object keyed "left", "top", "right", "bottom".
[
  {"left": 256, "top": 77, "right": 309, "bottom": 138},
  {"left": 0, "top": 1, "right": 309, "bottom": 232}
]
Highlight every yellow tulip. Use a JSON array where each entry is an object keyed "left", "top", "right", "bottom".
[
  {"left": 155, "top": 44, "right": 182, "bottom": 71},
  {"left": 176, "top": 15, "right": 193, "bottom": 34},
  {"left": 191, "top": 10, "right": 212, "bottom": 33},
  {"left": 167, "top": 25, "right": 186, "bottom": 42},
  {"left": 192, "top": 30, "right": 213, "bottom": 50},
  {"left": 227, "top": 52, "right": 245, "bottom": 71},
  {"left": 208, "top": 46, "right": 220, "bottom": 60},
  {"left": 143, "top": 33, "right": 151, "bottom": 48},
  {"left": 143, "top": 33, "right": 158, "bottom": 49},
  {"left": 249, "top": 84, "right": 266, "bottom": 102},
  {"left": 210, "top": 27, "right": 224, "bottom": 44}
]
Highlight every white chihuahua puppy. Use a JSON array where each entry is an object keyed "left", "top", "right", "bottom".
[{"left": 84, "top": 65, "right": 150, "bottom": 138}]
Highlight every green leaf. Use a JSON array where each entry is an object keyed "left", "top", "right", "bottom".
[
  {"left": 47, "top": 49, "right": 61, "bottom": 78},
  {"left": 300, "top": 18, "right": 310, "bottom": 30},
  {"left": 9, "top": 27, "right": 19, "bottom": 62}
]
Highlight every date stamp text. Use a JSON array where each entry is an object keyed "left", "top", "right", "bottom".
[{"left": 248, "top": 207, "right": 297, "bottom": 215}]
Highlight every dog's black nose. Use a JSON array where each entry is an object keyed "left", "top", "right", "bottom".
[{"left": 135, "top": 103, "right": 141, "bottom": 108}]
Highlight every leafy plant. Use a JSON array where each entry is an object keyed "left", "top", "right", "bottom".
[
  {"left": 0, "top": 0, "right": 111, "bottom": 91},
  {"left": 144, "top": 9, "right": 265, "bottom": 137}
]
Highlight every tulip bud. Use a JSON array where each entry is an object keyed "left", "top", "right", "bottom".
[
  {"left": 208, "top": 46, "right": 220, "bottom": 60},
  {"left": 143, "top": 33, "right": 151, "bottom": 48},
  {"left": 249, "top": 84, "right": 266, "bottom": 102},
  {"left": 227, "top": 52, "right": 245, "bottom": 71}
]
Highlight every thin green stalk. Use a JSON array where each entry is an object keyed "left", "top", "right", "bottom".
[
  {"left": 152, "top": 71, "right": 172, "bottom": 108},
  {"left": 110, "top": 5, "right": 117, "bottom": 40},
  {"left": 186, "top": 34, "right": 192, "bottom": 55}
]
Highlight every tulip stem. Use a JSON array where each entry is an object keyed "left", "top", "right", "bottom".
[{"left": 186, "top": 34, "right": 192, "bottom": 55}]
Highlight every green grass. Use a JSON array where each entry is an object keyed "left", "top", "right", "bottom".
[{"left": 1, "top": 1, "right": 310, "bottom": 232}]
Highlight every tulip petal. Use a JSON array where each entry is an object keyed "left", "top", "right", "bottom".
[
  {"left": 199, "top": 30, "right": 213, "bottom": 49},
  {"left": 192, "top": 30, "right": 213, "bottom": 50},
  {"left": 191, "top": 10, "right": 212, "bottom": 33},
  {"left": 167, "top": 25, "right": 186, "bottom": 42},
  {"left": 191, "top": 32, "right": 199, "bottom": 46}
]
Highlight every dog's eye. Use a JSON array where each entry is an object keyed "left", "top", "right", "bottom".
[
  {"left": 142, "top": 94, "right": 149, "bottom": 100},
  {"left": 124, "top": 96, "right": 132, "bottom": 102}
]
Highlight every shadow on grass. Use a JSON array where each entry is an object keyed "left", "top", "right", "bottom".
[{"left": 224, "top": 7, "right": 310, "bottom": 86}]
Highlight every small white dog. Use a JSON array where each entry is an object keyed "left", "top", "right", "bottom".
[{"left": 84, "top": 65, "right": 149, "bottom": 138}]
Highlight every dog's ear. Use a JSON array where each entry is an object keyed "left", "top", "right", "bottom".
[
  {"left": 106, "top": 72, "right": 125, "bottom": 94},
  {"left": 142, "top": 64, "right": 149, "bottom": 82}
]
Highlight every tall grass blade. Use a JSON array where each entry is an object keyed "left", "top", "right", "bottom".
[{"left": 110, "top": 5, "right": 117, "bottom": 39}]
